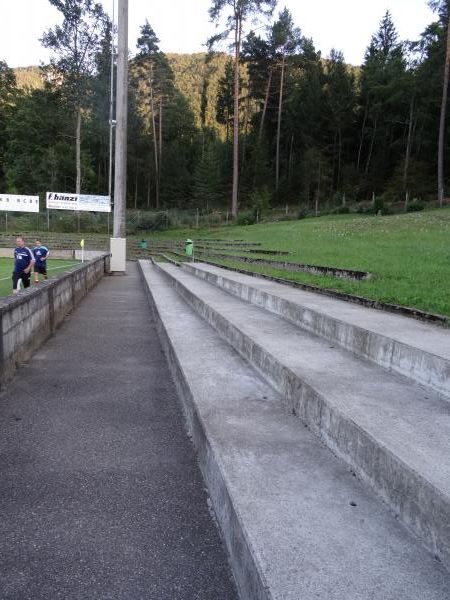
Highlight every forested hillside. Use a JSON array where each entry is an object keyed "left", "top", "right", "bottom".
[{"left": 2, "top": 0, "right": 450, "bottom": 216}]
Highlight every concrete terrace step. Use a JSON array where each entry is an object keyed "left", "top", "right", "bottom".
[
  {"left": 180, "top": 261, "right": 450, "bottom": 400},
  {"left": 138, "top": 260, "right": 450, "bottom": 600},
  {"left": 154, "top": 261, "right": 450, "bottom": 572}
]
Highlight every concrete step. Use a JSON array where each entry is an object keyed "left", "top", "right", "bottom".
[
  {"left": 138, "top": 260, "right": 450, "bottom": 600},
  {"left": 154, "top": 261, "right": 450, "bottom": 572},
  {"left": 180, "top": 262, "right": 450, "bottom": 400}
]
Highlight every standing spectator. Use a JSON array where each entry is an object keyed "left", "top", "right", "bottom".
[
  {"left": 12, "top": 236, "right": 35, "bottom": 294},
  {"left": 33, "top": 239, "right": 50, "bottom": 284}
]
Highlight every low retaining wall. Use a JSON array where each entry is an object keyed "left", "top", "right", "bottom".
[{"left": 0, "top": 254, "right": 110, "bottom": 387}]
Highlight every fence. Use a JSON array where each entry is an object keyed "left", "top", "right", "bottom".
[{"left": 1, "top": 198, "right": 446, "bottom": 236}]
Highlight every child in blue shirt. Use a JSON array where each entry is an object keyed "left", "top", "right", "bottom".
[{"left": 33, "top": 239, "right": 50, "bottom": 284}]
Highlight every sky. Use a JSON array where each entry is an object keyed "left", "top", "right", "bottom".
[{"left": 0, "top": 0, "right": 436, "bottom": 68}]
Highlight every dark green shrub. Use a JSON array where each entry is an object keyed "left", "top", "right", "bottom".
[
  {"left": 331, "top": 205, "right": 350, "bottom": 215},
  {"left": 407, "top": 198, "right": 425, "bottom": 212},
  {"left": 236, "top": 210, "right": 257, "bottom": 226}
]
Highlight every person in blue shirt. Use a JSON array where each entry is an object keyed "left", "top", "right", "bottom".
[
  {"left": 13, "top": 236, "right": 35, "bottom": 294},
  {"left": 33, "top": 239, "right": 50, "bottom": 284}
]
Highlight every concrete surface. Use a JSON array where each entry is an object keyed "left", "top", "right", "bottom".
[
  {"left": 155, "top": 261, "right": 450, "bottom": 570},
  {"left": 0, "top": 254, "right": 109, "bottom": 387},
  {"left": 0, "top": 262, "right": 237, "bottom": 600},
  {"left": 181, "top": 261, "right": 450, "bottom": 399},
  {"left": 139, "top": 260, "right": 450, "bottom": 600}
]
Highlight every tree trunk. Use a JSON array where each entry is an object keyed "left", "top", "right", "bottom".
[
  {"left": 438, "top": 17, "right": 450, "bottom": 206},
  {"left": 404, "top": 96, "right": 415, "bottom": 193},
  {"left": 258, "top": 68, "right": 273, "bottom": 143},
  {"left": 134, "top": 158, "right": 138, "bottom": 209},
  {"left": 150, "top": 67, "right": 159, "bottom": 209},
  {"left": 159, "top": 98, "right": 163, "bottom": 178},
  {"left": 357, "top": 102, "right": 368, "bottom": 172},
  {"left": 337, "top": 127, "right": 343, "bottom": 191},
  {"left": 331, "top": 131, "right": 337, "bottom": 190},
  {"left": 276, "top": 55, "right": 286, "bottom": 193},
  {"left": 365, "top": 118, "right": 377, "bottom": 177},
  {"left": 231, "top": 15, "right": 242, "bottom": 217},
  {"left": 316, "top": 160, "right": 321, "bottom": 217},
  {"left": 242, "top": 92, "right": 250, "bottom": 173},
  {"left": 76, "top": 109, "right": 82, "bottom": 194},
  {"left": 288, "top": 134, "right": 294, "bottom": 181}
]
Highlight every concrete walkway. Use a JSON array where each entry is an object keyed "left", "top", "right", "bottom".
[{"left": 0, "top": 263, "right": 237, "bottom": 600}]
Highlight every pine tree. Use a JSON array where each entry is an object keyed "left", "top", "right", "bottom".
[
  {"left": 208, "top": 0, "right": 276, "bottom": 217},
  {"left": 324, "top": 49, "right": 356, "bottom": 193},
  {"left": 270, "top": 8, "right": 302, "bottom": 191},
  {"left": 0, "top": 61, "right": 17, "bottom": 192},
  {"left": 429, "top": 0, "right": 450, "bottom": 204},
  {"left": 358, "top": 11, "right": 406, "bottom": 195},
  {"left": 216, "top": 59, "right": 234, "bottom": 142}
]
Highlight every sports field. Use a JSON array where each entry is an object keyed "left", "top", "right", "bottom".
[{"left": 0, "top": 258, "right": 79, "bottom": 297}]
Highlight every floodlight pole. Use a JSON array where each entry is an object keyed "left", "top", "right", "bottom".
[{"left": 111, "top": 0, "right": 128, "bottom": 271}]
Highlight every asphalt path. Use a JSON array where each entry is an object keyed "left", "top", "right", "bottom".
[{"left": 0, "top": 262, "right": 238, "bottom": 600}]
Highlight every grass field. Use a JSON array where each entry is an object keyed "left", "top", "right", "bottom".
[
  {"left": 151, "top": 208, "right": 450, "bottom": 317},
  {"left": 0, "top": 259, "right": 79, "bottom": 298}
]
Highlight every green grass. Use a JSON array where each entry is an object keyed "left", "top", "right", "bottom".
[
  {"left": 0, "top": 259, "right": 80, "bottom": 298},
  {"left": 149, "top": 208, "right": 450, "bottom": 317}
]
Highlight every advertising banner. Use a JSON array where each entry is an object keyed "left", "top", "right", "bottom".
[
  {"left": 0, "top": 194, "right": 39, "bottom": 213},
  {"left": 46, "top": 192, "right": 111, "bottom": 213},
  {"left": 46, "top": 192, "right": 79, "bottom": 211},
  {"left": 78, "top": 194, "right": 111, "bottom": 213}
]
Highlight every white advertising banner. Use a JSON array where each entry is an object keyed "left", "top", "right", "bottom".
[
  {"left": 0, "top": 194, "right": 39, "bottom": 213},
  {"left": 46, "top": 192, "right": 111, "bottom": 213},
  {"left": 46, "top": 192, "right": 79, "bottom": 211},
  {"left": 78, "top": 194, "right": 111, "bottom": 213}
]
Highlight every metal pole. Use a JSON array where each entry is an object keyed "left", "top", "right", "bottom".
[
  {"left": 108, "top": 0, "right": 115, "bottom": 215},
  {"left": 113, "top": 0, "right": 128, "bottom": 239}
]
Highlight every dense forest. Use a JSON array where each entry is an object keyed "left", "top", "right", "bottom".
[{"left": 1, "top": 0, "right": 450, "bottom": 219}]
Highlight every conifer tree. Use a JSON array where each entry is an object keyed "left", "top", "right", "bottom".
[
  {"left": 429, "top": 0, "right": 450, "bottom": 204},
  {"left": 208, "top": 0, "right": 276, "bottom": 217},
  {"left": 270, "top": 8, "right": 302, "bottom": 191},
  {"left": 0, "top": 61, "right": 17, "bottom": 192}
]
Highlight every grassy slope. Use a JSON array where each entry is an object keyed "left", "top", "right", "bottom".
[{"left": 150, "top": 208, "right": 450, "bottom": 317}]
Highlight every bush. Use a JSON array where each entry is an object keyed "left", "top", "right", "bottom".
[
  {"left": 236, "top": 210, "right": 257, "bottom": 226},
  {"left": 297, "top": 207, "right": 308, "bottom": 220},
  {"left": 407, "top": 198, "right": 425, "bottom": 212},
  {"left": 249, "top": 187, "right": 271, "bottom": 212},
  {"left": 360, "top": 196, "right": 392, "bottom": 216},
  {"left": 127, "top": 211, "right": 170, "bottom": 234},
  {"left": 331, "top": 205, "right": 350, "bottom": 215},
  {"left": 373, "top": 195, "right": 385, "bottom": 214}
]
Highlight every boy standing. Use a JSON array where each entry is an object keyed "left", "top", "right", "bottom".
[
  {"left": 13, "top": 236, "right": 35, "bottom": 294},
  {"left": 33, "top": 239, "right": 50, "bottom": 284}
]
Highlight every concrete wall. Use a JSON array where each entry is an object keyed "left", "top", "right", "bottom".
[{"left": 0, "top": 254, "right": 110, "bottom": 387}]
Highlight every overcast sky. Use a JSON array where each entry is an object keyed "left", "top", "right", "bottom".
[{"left": 0, "top": 0, "right": 436, "bottom": 68}]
